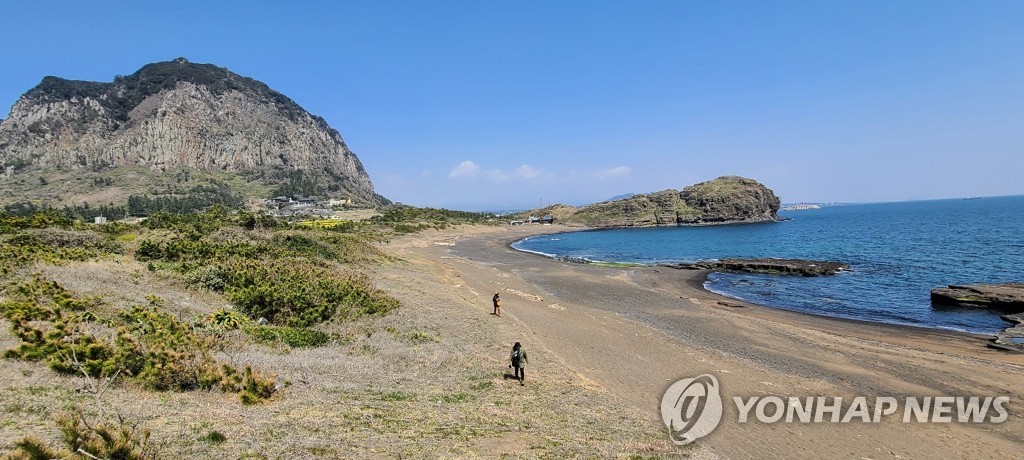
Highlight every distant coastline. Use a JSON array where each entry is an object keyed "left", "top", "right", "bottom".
[
  {"left": 510, "top": 197, "right": 1024, "bottom": 335},
  {"left": 780, "top": 203, "right": 822, "bottom": 211}
]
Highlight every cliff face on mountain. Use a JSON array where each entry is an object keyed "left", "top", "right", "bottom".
[
  {"left": 534, "top": 176, "right": 780, "bottom": 228},
  {"left": 0, "top": 58, "right": 384, "bottom": 206}
]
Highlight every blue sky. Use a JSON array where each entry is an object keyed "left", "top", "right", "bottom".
[{"left": 1, "top": 1, "right": 1022, "bottom": 210}]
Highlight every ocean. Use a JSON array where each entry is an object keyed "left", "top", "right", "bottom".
[{"left": 512, "top": 195, "right": 1024, "bottom": 334}]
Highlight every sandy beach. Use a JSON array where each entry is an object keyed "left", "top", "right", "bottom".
[{"left": 388, "top": 223, "right": 1024, "bottom": 458}]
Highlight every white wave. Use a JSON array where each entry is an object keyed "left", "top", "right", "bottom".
[
  {"left": 511, "top": 245, "right": 559, "bottom": 259},
  {"left": 703, "top": 282, "right": 749, "bottom": 302}
]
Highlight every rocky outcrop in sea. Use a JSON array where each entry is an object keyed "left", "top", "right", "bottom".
[
  {"left": 930, "top": 283, "right": 1024, "bottom": 353},
  {"left": 660, "top": 258, "right": 848, "bottom": 276},
  {"left": 524, "top": 176, "right": 781, "bottom": 228},
  {"left": 930, "top": 283, "right": 1024, "bottom": 311}
]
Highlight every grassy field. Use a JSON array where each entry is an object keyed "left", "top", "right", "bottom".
[
  {"left": 0, "top": 210, "right": 675, "bottom": 458},
  {"left": 0, "top": 166, "right": 274, "bottom": 210}
]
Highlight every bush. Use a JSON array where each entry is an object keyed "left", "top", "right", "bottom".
[
  {"left": 185, "top": 265, "right": 228, "bottom": 292},
  {"left": 4, "top": 411, "right": 154, "bottom": 460},
  {"left": 0, "top": 278, "right": 276, "bottom": 400},
  {"left": 223, "top": 258, "right": 399, "bottom": 327},
  {"left": 202, "top": 430, "right": 227, "bottom": 444},
  {"left": 408, "top": 330, "right": 439, "bottom": 344},
  {"left": 205, "top": 308, "right": 248, "bottom": 330},
  {"left": 236, "top": 366, "right": 276, "bottom": 405},
  {"left": 245, "top": 325, "right": 330, "bottom": 348},
  {"left": 0, "top": 223, "right": 105, "bottom": 275},
  {"left": 129, "top": 214, "right": 400, "bottom": 328}
]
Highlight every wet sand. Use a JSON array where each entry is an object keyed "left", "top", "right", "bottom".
[{"left": 394, "top": 224, "right": 1024, "bottom": 458}]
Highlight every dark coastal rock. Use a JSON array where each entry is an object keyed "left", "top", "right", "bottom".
[
  {"left": 556, "top": 255, "right": 592, "bottom": 264},
  {"left": 660, "top": 258, "right": 848, "bottom": 276},
  {"left": 519, "top": 176, "right": 781, "bottom": 228},
  {"left": 991, "top": 313, "right": 1024, "bottom": 353},
  {"left": 718, "top": 300, "right": 746, "bottom": 308},
  {"left": 929, "top": 283, "right": 1024, "bottom": 311},
  {"left": 930, "top": 283, "right": 1024, "bottom": 353}
]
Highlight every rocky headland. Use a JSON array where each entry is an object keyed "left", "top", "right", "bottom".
[{"left": 523, "top": 175, "right": 781, "bottom": 228}]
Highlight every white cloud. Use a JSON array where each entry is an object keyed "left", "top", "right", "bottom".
[
  {"left": 594, "top": 166, "right": 631, "bottom": 179},
  {"left": 420, "top": 170, "right": 434, "bottom": 176},
  {"left": 513, "top": 164, "right": 543, "bottom": 179},
  {"left": 448, "top": 161, "right": 479, "bottom": 179}
]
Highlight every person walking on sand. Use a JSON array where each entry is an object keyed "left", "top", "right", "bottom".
[
  {"left": 510, "top": 342, "right": 528, "bottom": 385},
  {"left": 492, "top": 293, "right": 502, "bottom": 317}
]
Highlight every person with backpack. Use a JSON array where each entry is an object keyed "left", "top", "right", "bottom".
[
  {"left": 492, "top": 293, "right": 502, "bottom": 317},
  {"left": 509, "top": 342, "right": 528, "bottom": 385}
]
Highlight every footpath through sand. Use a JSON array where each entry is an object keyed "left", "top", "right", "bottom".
[{"left": 393, "top": 224, "right": 1024, "bottom": 458}]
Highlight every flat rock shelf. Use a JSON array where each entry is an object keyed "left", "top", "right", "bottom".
[
  {"left": 930, "top": 283, "right": 1024, "bottom": 353},
  {"left": 659, "top": 258, "right": 849, "bottom": 276}
]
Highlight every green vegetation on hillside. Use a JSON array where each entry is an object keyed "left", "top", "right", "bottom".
[
  {"left": 1, "top": 277, "right": 274, "bottom": 398},
  {"left": 0, "top": 206, "right": 676, "bottom": 458},
  {"left": 368, "top": 205, "right": 496, "bottom": 233},
  {"left": 0, "top": 204, "right": 484, "bottom": 375},
  {"left": 0, "top": 203, "right": 515, "bottom": 456},
  {"left": 31, "top": 58, "right": 309, "bottom": 124},
  {"left": 0, "top": 167, "right": 264, "bottom": 217},
  {"left": 0, "top": 207, "right": 414, "bottom": 455}
]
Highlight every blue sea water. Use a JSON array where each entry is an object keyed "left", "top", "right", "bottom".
[{"left": 512, "top": 195, "right": 1024, "bottom": 334}]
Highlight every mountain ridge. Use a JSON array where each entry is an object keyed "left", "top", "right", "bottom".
[{"left": 0, "top": 58, "right": 385, "bottom": 209}]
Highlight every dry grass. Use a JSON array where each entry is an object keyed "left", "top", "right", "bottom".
[
  {"left": 0, "top": 247, "right": 677, "bottom": 458},
  {"left": 36, "top": 259, "right": 226, "bottom": 319}
]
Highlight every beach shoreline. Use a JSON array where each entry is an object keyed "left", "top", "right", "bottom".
[
  {"left": 502, "top": 224, "right": 1002, "bottom": 350},
  {"left": 399, "top": 223, "right": 1023, "bottom": 458}
]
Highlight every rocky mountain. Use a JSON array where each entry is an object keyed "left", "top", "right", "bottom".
[
  {"left": 0, "top": 58, "right": 385, "bottom": 209},
  {"left": 527, "top": 176, "right": 780, "bottom": 228}
]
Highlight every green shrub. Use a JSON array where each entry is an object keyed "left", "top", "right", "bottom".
[
  {"left": 202, "top": 430, "right": 227, "bottom": 444},
  {"left": 55, "top": 412, "right": 153, "bottom": 460},
  {"left": 245, "top": 325, "right": 330, "bottom": 348},
  {"left": 205, "top": 308, "right": 248, "bottom": 330},
  {"left": 0, "top": 225, "right": 105, "bottom": 275},
  {"left": 223, "top": 258, "right": 399, "bottom": 327},
  {"left": 0, "top": 278, "right": 276, "bottom": 401},
  {"left": 237, "top": 366, "right": 276, "bottom": 405},
  {"left": 408, "top": 330, "right": 439, "bottom": 344},
  {"left": 3, "top": 411, "right": 155, "bottom": 460},
  {"left": 135, "top": 239, "right": 164, "bottom": 261},
  {"left": 5, "top": 436, "right": 64, "bottom": 459},
  {"left": 185, "top": 265, "right": 228, "bottom": 292}
]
